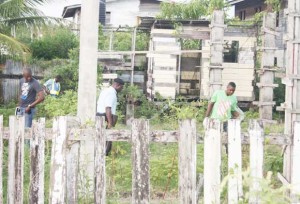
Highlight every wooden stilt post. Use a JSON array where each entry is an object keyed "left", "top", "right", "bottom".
[
  {"left": 254, "top": 12, "right": 278, "bottom": 122},
  {"left": 209, "top": 10, "right": 225, "bottom": 96},
  {"left": 281, "top": 0, "right": 300, "bottom": 184}
]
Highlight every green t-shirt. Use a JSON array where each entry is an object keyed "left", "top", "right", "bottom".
[{"left": 210, "top": 90, "right": 238, "bottom": 121}]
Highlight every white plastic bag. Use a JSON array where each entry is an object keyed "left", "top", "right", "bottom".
[{"left": 235, "top": 107, "right": 245, "bottom": 121}]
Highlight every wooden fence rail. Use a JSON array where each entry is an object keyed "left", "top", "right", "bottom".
[{"left": 0, "top": 115, "right": 299, "bottom": 204}]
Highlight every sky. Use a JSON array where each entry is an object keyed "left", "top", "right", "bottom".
[
  {"left": 38, "top": 0, "right": 81, "bottom": 18},
  {"left": 38, "top": 0, "right": 234, "bottom": 18}
]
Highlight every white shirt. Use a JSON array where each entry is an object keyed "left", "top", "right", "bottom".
[{"left": 96, "top": 86, "right": 117, "bottom": 115}]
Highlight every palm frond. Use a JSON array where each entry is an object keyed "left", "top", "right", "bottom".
[
  {"left": 0, "top": 32, "right": 30, "bottom": 60},
  {"left": 0, "top": 0, "right": 51, "bottom": 19},
  {"left": 1, "top": 16, "right": 64, "bottom": 27}
]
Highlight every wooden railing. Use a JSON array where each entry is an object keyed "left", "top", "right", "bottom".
[{"left": 0, "top": 115, "right": 299, "bottom": 204}]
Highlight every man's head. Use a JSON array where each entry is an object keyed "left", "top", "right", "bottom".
[
  {"left": 112, "top": 78, "right": 124, "bottom": 92},
  {"left": 23, "top": 68, "right": 32, "bottom": 82},
  {"left": 55, "top": 75, "right": 62, "bottom": 83},
  {"left": 226, "top": 82, "right": 236, "bottom": 96}
]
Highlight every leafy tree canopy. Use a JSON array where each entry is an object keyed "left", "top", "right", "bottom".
[{"left": 157, "top": 0, "right": 227, "bottom": 20}]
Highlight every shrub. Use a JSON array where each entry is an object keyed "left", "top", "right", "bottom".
[{"left": 30, "top": 28, "right": 78, "bottom": 60}]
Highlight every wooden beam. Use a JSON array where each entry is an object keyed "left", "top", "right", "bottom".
[
  {"left": 2, "top": 127, "right": 291, "bottom": 145},
  {"left": 98, "top": 50, "right": 208, "bottom": 56}
]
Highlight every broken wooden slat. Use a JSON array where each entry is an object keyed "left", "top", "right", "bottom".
[
  {"left": 66, "top": 117, "right": 81, "bottom": 204},
  {"left": 30, "top": 118, "right": 45, "bottom": 204},
  {"left": 131, "top": 119, "right": 150, "bottom": 204},
  {"left": 7, "top": 116, "right": 25, "bottom": 204},
  {"left": 249, "top": 120, "right": 264, "bottom": 203},
  {"left": 227, "top": 120, "right": 243, "bottom": 203},
  {"left": 49, "top": 117, "right": 67, "bottom": 204},
  {"left": 94, "top": 117, "right": 106, "bottom": 204},
  {"left": 291, "top": 122, "right": 300, "bottom": 202},
  {"left": 0, "top": 115, "right": 3, "bottom": 204},
  {"left": 178, "top": 119, "right": 197, "bottom": 204},
  {"left": 204, "top": 119, "right": 221, "bottom": 204}
]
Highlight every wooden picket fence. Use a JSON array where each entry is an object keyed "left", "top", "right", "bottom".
[{"left": 0, "top": 115, "right": 299, "bottom": 204}]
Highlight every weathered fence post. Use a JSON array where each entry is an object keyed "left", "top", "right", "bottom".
[
  {"left": 227, "top": 119, "right": 243, "bottom": 203},
  {"left": 291, "top": 121, "right": 300, "bottom": 202},
  {"left": 66, "top": 117, "right": 81, "bottom": 204},
  {"left": 7, "top": 116, "right": 25, "bottom": 204},
  {"left": 131, "top": 119, "right": 150, "bottom": 204},
  {"left": 30, "top": 118, "right": 45, "bottom": 204},
  {"left": 94, "top": 116, "right": 106, "bottom": 204},
  {"left": 204, "top": 119, "right": 221, "bottom": 204},
  {"left": 178, "top": 119, "right": 197, "bottom": 204},
  {"left": 49, "top": 116, "right": 67, "bottom": 204},
  {"left": 0, "top": 115, "right": 3, "bottom": 204},
  {"left": 249, "top": 120, "right": 264, "bottom": 204}
]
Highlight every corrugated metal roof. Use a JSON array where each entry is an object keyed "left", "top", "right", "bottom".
[
  {"left": 62, "top": 4, "right": 81, "bottom": 18},
  {"left": 227, "top": 0, "right": 245, "bottom": 5}
]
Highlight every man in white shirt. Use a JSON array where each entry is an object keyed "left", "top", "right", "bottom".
[{"left": 96, "top": 78, "right": 124, "bottom": 155}]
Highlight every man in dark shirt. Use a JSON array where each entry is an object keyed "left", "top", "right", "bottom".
[{"left": 18, "top": 68, "right": 45, "bottom": 127}]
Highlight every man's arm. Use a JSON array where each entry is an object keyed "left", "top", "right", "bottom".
[
  {"left": 105, "top": 107, "right": 113, "bottom": 129},
  {"left": 205, "top": 102, "right": 215, "bottom": 118},
  {"left": 25, "top": 91, "right": 45, "bottom": 113}
]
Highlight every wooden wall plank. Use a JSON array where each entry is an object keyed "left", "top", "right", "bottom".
[
  {"left": 178, "top": 119, "right": 197, "bottom": 204},
  {"left": 249, "top": 120, "right": 264, "bottom": 203},
  {"left": 94, "top": 116, "right": 106, "bottom": 204},
  {"left": 66, "top": 117, "right": 81, "bottom": 204},
  {"left": 291, "top": 122, "right": 300, "bottom": 202},
  {"left": 204, "top": 119, "right": 221, "bottom": 204},
  {"left": 49, "top": 117, "right": 67, "bottom": 204},
  {"left": 7, "top": 116, "right": 25, "bottom": 204},
  {"left": 30, "top": 118, "right": 45, "bottom": 204},
  {"left": 131, "top": 119, "right": 150, "bottom": 204},
  {"left": 228, "top": 120, "right": 243, "bottom": 203}
]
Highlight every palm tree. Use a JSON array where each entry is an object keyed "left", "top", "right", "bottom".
[{"left": 0, "top": 0, "right": 58, "bottom": 60}]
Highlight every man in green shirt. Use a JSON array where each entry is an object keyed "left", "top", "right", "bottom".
[{"left": 204, "top": 82, "right": 240, "bottom": 132}]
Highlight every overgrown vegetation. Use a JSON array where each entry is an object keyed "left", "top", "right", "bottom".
[
  {"left": 30, "top": 28, "right": 78, "bottom": 60},
  {"left": 157, "top": 0, "right": 228, "bottom": 20}
]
